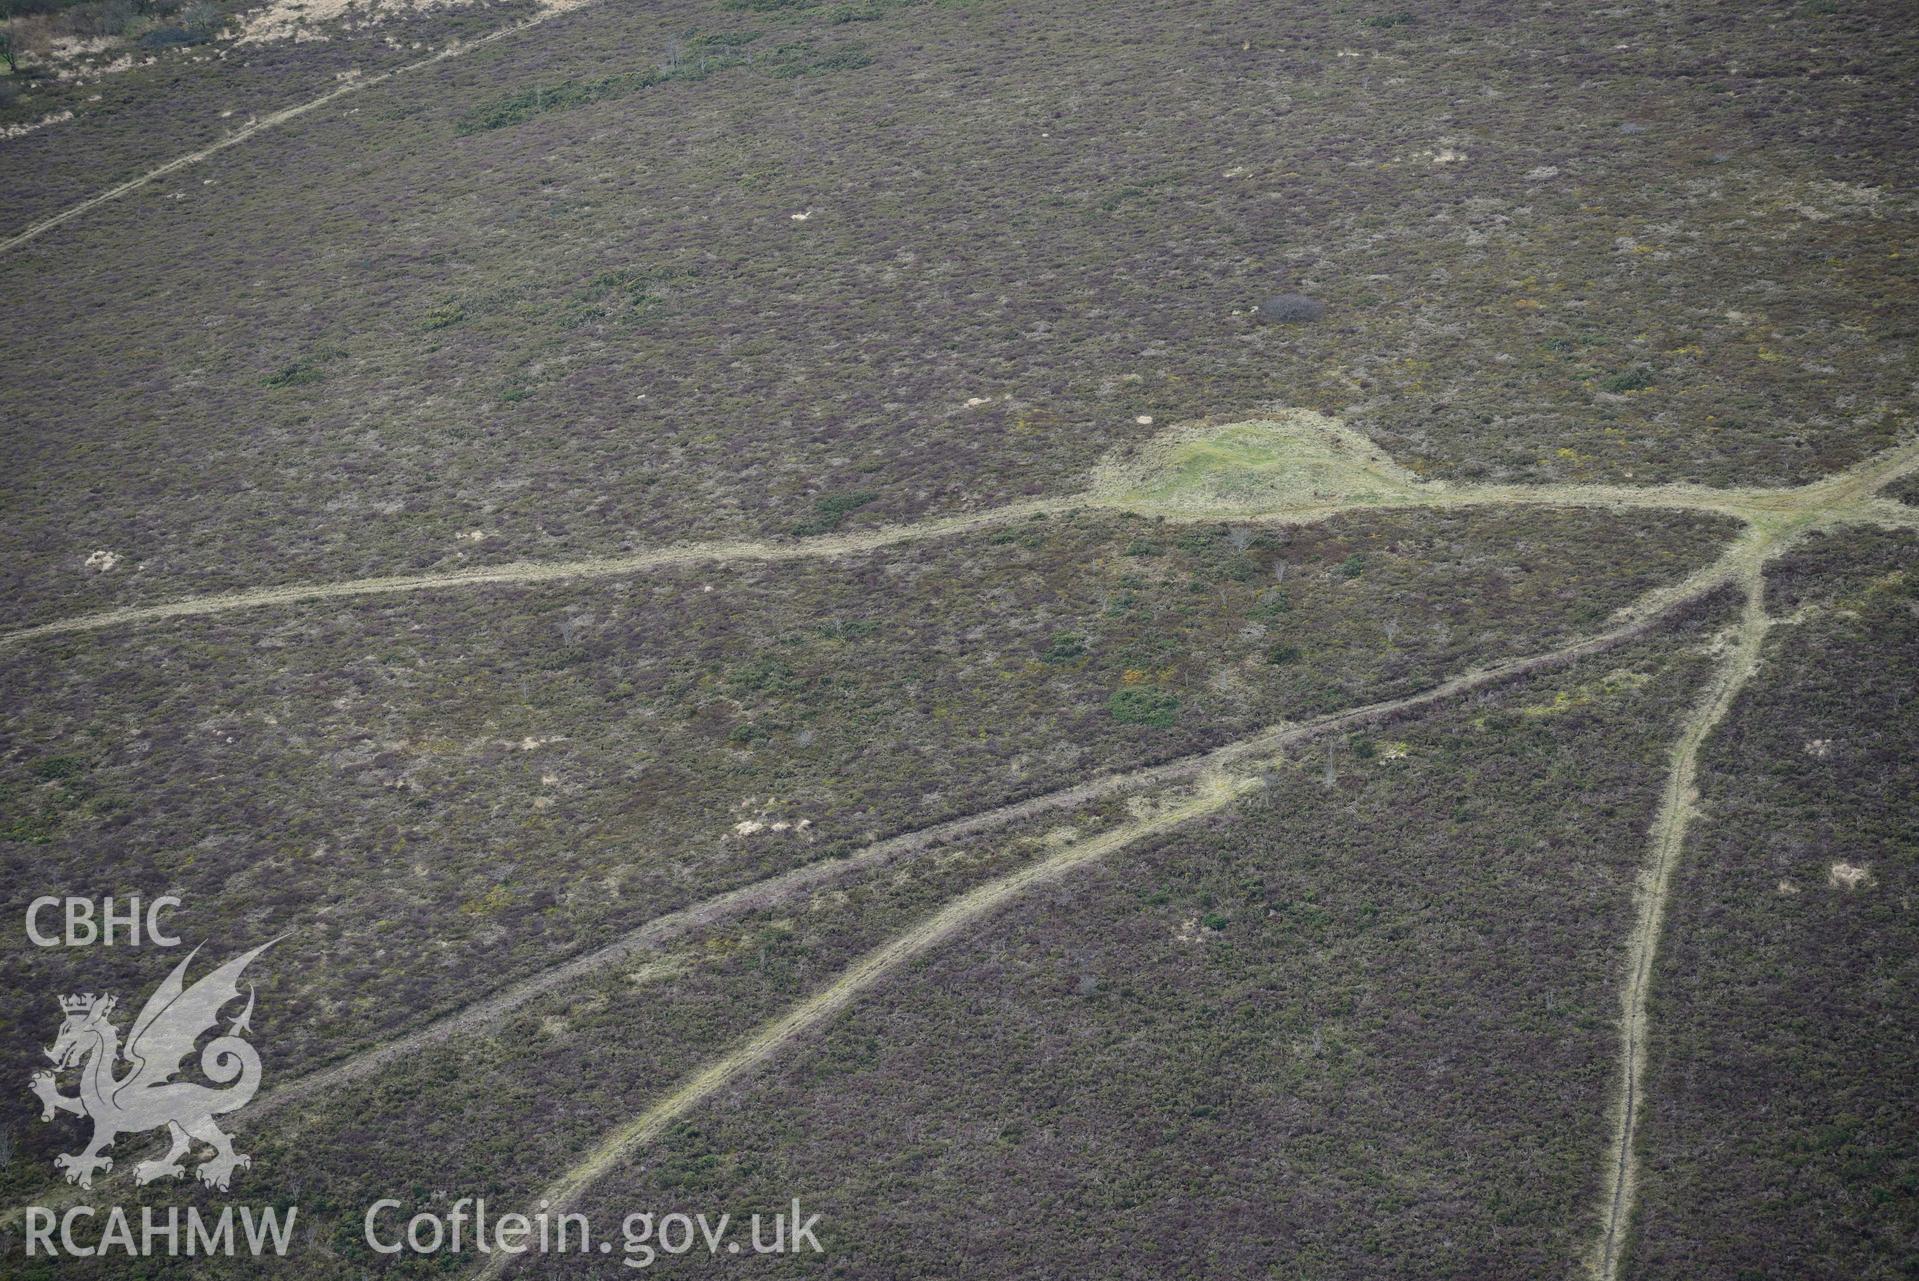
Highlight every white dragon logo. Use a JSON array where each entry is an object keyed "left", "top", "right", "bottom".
[{"left": 28, "top": 941, "right": 274, "bottom": 1191}]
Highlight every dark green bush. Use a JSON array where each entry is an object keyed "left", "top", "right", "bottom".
[
  {"left": 1254, "top": 294, "right": 1326, "bottom": 324},
  {"left": 1042, "top": 633, "right": 1086, "bottom": 663},
  {"left": 422, "top": 303, "right": 466, "bottom": 331},
  {"left": 264, "top": 362, "right": 322, "bottom": 387},
  {"left": 1250, "top": 590, "right": 1291, "bottom": 619},
  {"left": 32, "top": 755, "right": 83, "bottom": 780},
  {"left": 770, "top": 43, "right": 875, "bottom": 77},
  {"left": 793, "top": 491, "right": 877, "bottom": 536},
  {"left": 1601, "top": 367, "right": 1655, "bottom": 393},
  {"left": 1108, "top": 687, "right": 1179, "bottom": 727}
]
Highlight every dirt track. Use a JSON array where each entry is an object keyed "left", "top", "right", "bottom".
[
  {"left": 258, "top": 585, "right": 1698, "bottom": 1128},
  {"left": 1590, "top": 574, "right": 1771, "bottom": 1281},
  {"left": 6, "top": 439, "right": 1914, "bottom": 651},
  {"left": 470, "top": 584, "right": 1733, "bottom": 1279},
  {"left": 471, "top": 779, "right": 1244, "bottom": 1280},
  {"left": 0, "top": 500, "right": 1062, "bottom": 649},
  {"left": 462, "top": 575, "right": 1760, "bottom": 1279},
  {"left": 0, "top": 19, "right": 550, "bottom": 256}
]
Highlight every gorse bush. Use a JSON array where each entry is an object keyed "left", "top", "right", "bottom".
[
  {"left": 459, "top": 32, "right": 875, "bottom": 132},
  {"left": 1042, "top": 633, "right": 1087, "bottom": 663},
  {"left": 422, "top": 302, "right": 466, "bottom": 331},
  {"left": 263, "top": 362, "right": 323, "bottom": 387},
  {"left": 768, "top": 41, "right": 874, "bottom": 77},
  {"left": 1254, "top": 293, "right": 1326, "bottom": 324},
  {"left": 32, "top": 755, "right": 83, "bottom": 780},
  {"left": 561, "top": 265, "right": 695, "bottom": 329},
  {"left": 728, "top": 657, "right": 798, "bottom": 695},
  {"left": 459, "top": 52, "right": 750, "bottom": 134},
  {"left": 1108, "top": 686, "right": 1179, "bottom": 727},
  {"left": 1601, "top": 367, "right": 1656, "bottom": 393},
  {"left": 460, "top": 76, "right": 637, "bottom": 133},
  {"left": 1249, "top": 589, "right": 1291, "bottom": 619},
  {"left": 793, "top": 491, "right": 878, "bottom": 536}
]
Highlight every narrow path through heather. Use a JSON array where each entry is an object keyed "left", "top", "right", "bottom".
[
  {"left": 1590, "top": 575, "right": 1770, "bottom": 1281},
  {"left": 0, "top": 16, "right": 555, "bottom": 256},
  {"left": 6, "top": 437, "right": 1913, "bottom": 652}
]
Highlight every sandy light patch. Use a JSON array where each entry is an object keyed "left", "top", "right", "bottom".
[
  {"left": 3, "top": 110, "right": 75, "bottom": 140},
  {"left": 46, "top": 35, "right": 118, "bottom": 57},
  {"left": 232, "top": 0, "right": 583, "bottom": 45},
  {"left": 1782, "top": 179, "right": 1890, "bottom": 223},
  {"left": 4, "top": 25, "right": 137, "bottom": 83},
  {"left": 625, "top": 955, "right": 690, "bottom": 988},
  {"left": 732, "top": 813, "right": 811, "bottom": 838},
  {"left": 505, "top": 735, "right": 561, "bottom": 751},
  {"left": 1827, "top": 862, "right": 1875, "bottom": 891},
  {"left": 55, "top": 53, "right": 144, "bottom": 82}
]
